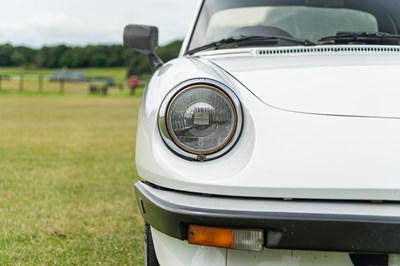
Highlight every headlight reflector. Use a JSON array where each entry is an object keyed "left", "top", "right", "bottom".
[{"left": 159, "top": 80, "right": 242, "bottom": 161}]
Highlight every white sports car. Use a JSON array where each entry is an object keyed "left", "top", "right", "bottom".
[{"left": 124, "top": 0, "right": 400, "bottom": 265}]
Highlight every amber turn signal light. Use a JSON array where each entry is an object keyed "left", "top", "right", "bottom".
[{"left": 187, "top": 225, "right": 264, "bottom": 251}]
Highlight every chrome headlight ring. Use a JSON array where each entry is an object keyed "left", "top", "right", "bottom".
[{"left": 158, "top": 79, "right": 243, "bottom": 161}]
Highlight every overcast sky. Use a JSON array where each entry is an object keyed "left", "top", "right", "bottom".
[{"left": 0, "top": 0, "right": 200, "bottom": 48}]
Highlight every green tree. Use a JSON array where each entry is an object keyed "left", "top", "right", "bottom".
[
  {"left": 0, "top": 44, "right": 13, "bottom": 66},
  {"left": 126, "top": 40, "right": 183, "bottom": 77},
  {"left": 0, "top": 40, "right": 182, "bottom": 71},
  {"left": 158, "top": 40, "right": 183, "bottom": 62},
  {"left": 126, "top": 52, "right": 151, "bottom": 76}
]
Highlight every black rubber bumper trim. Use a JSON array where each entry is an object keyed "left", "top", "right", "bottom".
[{"left": 134, "top": 181, "right": 400, "bottom": 253}]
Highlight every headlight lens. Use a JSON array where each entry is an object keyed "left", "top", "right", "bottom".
[{"left": 159, "top": 80, "right": 242, "bottom": 161}]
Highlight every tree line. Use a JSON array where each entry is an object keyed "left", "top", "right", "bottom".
[{"left": 0, "top": 40, "right": 182, "bottom": 76}]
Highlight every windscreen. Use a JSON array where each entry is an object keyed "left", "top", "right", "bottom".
[{"left": 188, "top": 0, "right": 400, "bottom": 51}]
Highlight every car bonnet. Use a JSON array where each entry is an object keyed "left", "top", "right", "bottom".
[{"left": 202, "top": 45, "right": 400, "bottom": 119}]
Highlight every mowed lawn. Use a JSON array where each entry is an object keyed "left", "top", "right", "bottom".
[{"left": 0, "top": 95, "right": 144, "bottom": 265}]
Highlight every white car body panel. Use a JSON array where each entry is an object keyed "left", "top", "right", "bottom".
[
  {"left": 136, "top": 49, "right": 400, "bottom": 200},
  {"left": 206, "top": 46, "right": 400, "bottom": 118}
]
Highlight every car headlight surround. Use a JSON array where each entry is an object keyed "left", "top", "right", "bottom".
[{"left": 158, "top": 79, "right": 243, "bottom": 161}]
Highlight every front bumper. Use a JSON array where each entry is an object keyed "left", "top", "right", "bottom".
[{"left": 135, "top": 181, "right": 400, "bottom": 253}]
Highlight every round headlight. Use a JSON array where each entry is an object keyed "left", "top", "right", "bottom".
[{"left": 159, "top": 80, "right": 243, "bottom": 161}]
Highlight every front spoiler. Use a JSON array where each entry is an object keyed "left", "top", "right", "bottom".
[{"left": 134, "top": 181, "right": 400, "bottom": 253}]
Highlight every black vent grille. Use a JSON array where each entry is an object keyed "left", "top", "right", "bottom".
[{"left": 257, "top": 46, "right": 400, "bottom": 56}]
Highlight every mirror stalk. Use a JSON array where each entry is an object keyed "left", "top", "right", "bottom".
[{"left": 148, "top": 53, "right": 164, "bottom": 71}]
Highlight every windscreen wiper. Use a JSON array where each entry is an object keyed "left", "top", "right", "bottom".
[
  {"left": 186, "top": 35, "right": 316, "bottom": 55},
  {"left": 319, "top": 32, "right": 400, "bottom": 45}
]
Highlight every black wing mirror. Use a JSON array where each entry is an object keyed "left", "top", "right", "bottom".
[{"left": 123, "top": 24, "right": 163, "bottom": 71}]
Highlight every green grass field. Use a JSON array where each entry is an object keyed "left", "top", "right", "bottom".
[{"left": 0, "top": 94, "right": 144, "bottom": 265}]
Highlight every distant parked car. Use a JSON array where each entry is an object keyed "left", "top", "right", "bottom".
[
  {"left": 125, "top": 0, "right": 400, "bottom": 265},
  {"left": 48, "top": 70, "right": 87, "bottom": 82},
  {"left": 88, "top": 77, "right": 116, "bottom": 95}
]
